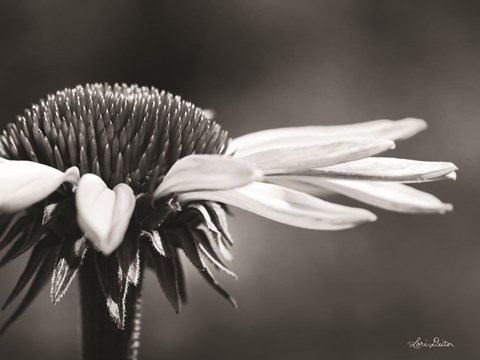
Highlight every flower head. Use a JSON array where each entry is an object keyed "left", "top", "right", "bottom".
[{"left": 0, "top": 84, "right": 456, "bottom": 332}]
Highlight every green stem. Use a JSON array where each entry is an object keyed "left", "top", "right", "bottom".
[{"left": 79, "top": 252, "right": 143, "bottom": 360}]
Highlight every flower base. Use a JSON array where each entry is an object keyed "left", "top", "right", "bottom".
[{"left": 79, "top": 251, "right": 143, "bottom": 360}]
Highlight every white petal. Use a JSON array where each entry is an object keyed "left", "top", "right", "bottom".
[
  {"left": 317, "top": 180, "right": 453, "bottom": 214},
  {"left": 76, "top": 174, "right": 136, "bottom": 255},
  {"left": 266, "top": 177, "right": 334, "bottom": 198},
  {"left": 241, "top": 139, "right": 395, "bottom": 175},
  {"left": 231, "top": 118, "right": 426, "bottom": 156},
  {"left": 154, "top": 155, "right": 262, "bottom": 199},
  {"left": 178, "top": 182, "right": 376, "bottom": 230},
  {"left": 445, "top": 172, "right": 457, "bottom": 181},
  {"left": 274, "top": 158, "right": 458, "bottom": 183},
  {"left": 0, "top": 159, "right": 79, "bottom": 212}
]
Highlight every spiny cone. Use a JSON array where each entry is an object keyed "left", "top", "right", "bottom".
[{"left": 0, "top": 84, "right": 236, "bottom": 332}]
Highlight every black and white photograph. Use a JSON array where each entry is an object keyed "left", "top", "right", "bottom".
[{"left": 0, "top": 1, "right": 478, "bottom": 359}]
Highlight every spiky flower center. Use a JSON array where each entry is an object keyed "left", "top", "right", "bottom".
[
  {"left": 0, "top": 83, "right": 229, "bottom": 191},
  {"left": 0, "top": 84, "right": 237, "bottom": 335}
]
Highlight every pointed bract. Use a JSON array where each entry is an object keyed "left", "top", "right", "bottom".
[
  {"left": 50, "top": 236, "right": 88, "bottom": 304},
  {"left": 116, "top": 229, "right": 141, "bottom": 286},
  {"left": 3, "top": 240, "right": 53, "bottom": 310},
  {"left": 94, "top": 252, "right": 129, "bottom": 329},
  {"left": 200, "top": 265, "right": 237, "bottom": 309},
  {"left": 148, "top": 246, "right": 181, "bottom": 313},
  {"left": 0, "top": 251, "right": 56, "bottom": 335}
]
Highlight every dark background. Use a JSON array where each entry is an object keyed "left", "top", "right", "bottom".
[{"left": 0, "top": 1, "right": 479, "bottom": 359}]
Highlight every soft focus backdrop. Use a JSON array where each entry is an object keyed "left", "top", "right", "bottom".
[{"left": 0, "top": 1, "right": 479, "bottom": 359}]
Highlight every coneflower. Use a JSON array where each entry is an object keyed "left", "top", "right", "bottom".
[{"left": 0, "top": 83, "right": 457, "bottom": 360}]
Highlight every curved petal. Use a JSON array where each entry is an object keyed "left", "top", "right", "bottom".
[
  {"left": 154, "top": 155, "right": 262, "bottom": 199},
  {"left": 241, "top": 139, "right": 395, "bottom": 175},
  {"left": 76, "top": 174, "right": 135, "bottom": 255},
  {"left": 231, "top": 118, "right": 426, "bottom": 156},
  {"left": 178, "top": 182, "right": 376, "bottom": 230},
  {"left": 0, "top": 159, "right": 79, "bottom": 212},
  {"left": 317, "top": 180, "right": 453, "bottom": 214},
  {"left": 271, "top": 158, "right": 458, "bottom": 183},
  {"left": 266, "top": 177, "right": 334, "bottom": 198}
]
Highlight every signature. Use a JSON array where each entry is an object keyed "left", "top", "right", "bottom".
[{"left": 407, "top": 337, "right": 455, "bottom": 349}]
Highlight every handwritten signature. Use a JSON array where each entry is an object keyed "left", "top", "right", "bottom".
[{"left": 407, "top": 337, "right": 455, "bottom": 349}]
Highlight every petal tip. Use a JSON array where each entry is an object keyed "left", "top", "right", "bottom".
[
  {"left": 441, "top": 203, "right": 453, "bottom": 213},
  {"left": 99, "top": 246, "right": 116, "bottom": 256},
  {"left": 76, "top": 175, "right": 134, "bottom": 255},
  {"left": 387, "top": 140, "right": 396, "bottom": 150},
  {"left": 359, "top": 210, "right": 377, "bottom": 224},
  {"left": 446, "top": 171, "right": 457, "bottom": 181},
  {"left": 404, "top": 117, "right": 428, "bottom": 130},
  {"left": 64, "top": 167, "right": 80, "bottom": 185}
]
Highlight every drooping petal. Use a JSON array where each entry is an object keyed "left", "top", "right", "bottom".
[
  {"left": 178, "top": 182, "right": 376, "bottom": 230},
  {"left": 271, "top": 158, "right": 458, "bottom": 183},
  {"left": 241, "top": 139, "right": 395, "bottom": 175},
  {"left": 76, "top": 174, "right": 135, "bottom": 255},
  {"left": 0, "top": 159, "right": 79, "bottom": 212},
  {"left": 317, "top": 180, "right": 453, "bottom": 214},
  {"left": 154, "top": 155, "right": 262, "bottom": 199},
  {"left": 230, "top": 118, "right": 426, "bottom": 156},
  {"left": 267, "top": 177, "right": 334, "bottom": 198}
]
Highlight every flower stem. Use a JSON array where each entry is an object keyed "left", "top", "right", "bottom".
[{"left": 79, "top": 251, "right": 144, "bottom": 360}]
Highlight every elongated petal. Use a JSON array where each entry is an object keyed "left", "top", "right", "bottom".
[
  {"left": 242, "top": 139, "right": 395, "bottom": 175},
  {"left": 0, "top": 159, "right": 79, "bottom": 212},
  {"left": 178, "top": 182, "right": 376, "bottom": 230},
  {"left": 76, "top": 174, "right": 135, "bottom": 255},
  {"left": 267, "top": 177, "right": 334, "bottom": 198},
  {"left": 231, "top": 118, "right": 426, "bottom": 156},
  {"left": 318, "top": 180, "right": 452, "bottom": 214},
  {"left": 273, "top": 158, "right": 458, "bottom": 183},
  {"left": 154, "top": 155, "right": 262, "bottom": 199}
]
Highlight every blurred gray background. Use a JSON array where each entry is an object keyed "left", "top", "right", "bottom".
[{"left": 0, "top": 1, "right": 479, "bottom": 359}]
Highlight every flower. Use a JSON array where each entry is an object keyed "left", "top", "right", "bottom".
[{"left": 0, "top": 84, "right": 456, "bottom": 334}]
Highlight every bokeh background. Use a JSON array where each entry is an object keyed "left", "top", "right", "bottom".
[{"left": 0, "top": 1, "right": 479, "bottom": 359}]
